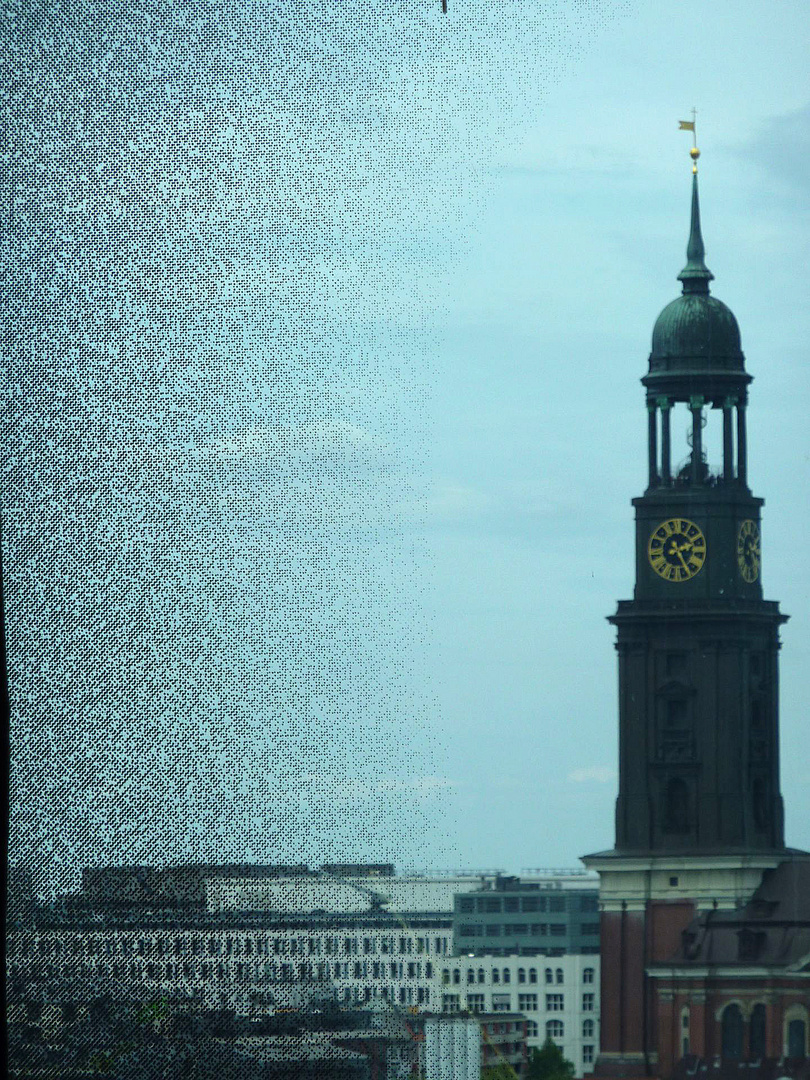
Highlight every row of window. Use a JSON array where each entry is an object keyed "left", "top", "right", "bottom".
[
  {"left": 22, "top": 984, "right": 434, "bottom": 1015},
  {"left": 457, "top": 895, "right": 574, "bottom": 914},
  {"left": 718, "top": 1003, "right": 808, "bottom": 1061},
  {"left": 12, "top": 956, "right": 597, "bottom": 1003},
  {"left": 10, "top": 959, "right": 441, "bottom": 985},
  {"left": 445, "top": 990, "right": 596, "bottom": 1014},
  {"left": 441, "top": 1005, "right": 572, "bottom": 1045},
  {"left": 458, "top": 923, "right": 569, "bottom": 938},
  {"left": 443, "top": 966, "right": 595, "bottom": 986},
  {"left": 10, "top": 934, "right": 450, "bottom": 959}
]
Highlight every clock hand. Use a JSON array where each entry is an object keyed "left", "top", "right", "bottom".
[{"left": 675, "top": 548, "right": 690, "bottom": 573}]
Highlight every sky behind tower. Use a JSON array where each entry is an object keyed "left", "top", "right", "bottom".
[{"left": 6, "top": 0, "right": 809, "bottom": 896}]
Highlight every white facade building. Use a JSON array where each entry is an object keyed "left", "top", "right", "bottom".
[
  {"left": 433, "top": 952, "right": 599, "bottom": 1076},
  {"left": 8, "top": 866, "right": 600, "bottom": 1076}
]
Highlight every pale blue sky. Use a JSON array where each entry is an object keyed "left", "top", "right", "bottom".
[{"left": 7, "top": 0, "right": 809, "bottom": 894}]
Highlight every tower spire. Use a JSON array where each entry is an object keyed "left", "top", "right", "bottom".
[{"left": 676, "top": 115, "right": 713, "bottom": 294}]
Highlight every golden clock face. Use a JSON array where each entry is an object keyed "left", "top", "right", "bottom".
[
  {"left": 737, "top": 519, "right": 760, "bottom": 583},
  {"left": 648, "top": 518, "right": 706, "bottom": 582}
]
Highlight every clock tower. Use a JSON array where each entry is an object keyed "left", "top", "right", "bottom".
[{"left": 584, "top": 147, "right": 792, "bottom": 1078}]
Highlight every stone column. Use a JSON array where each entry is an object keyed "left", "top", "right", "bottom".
[
  {"left": 690, "top": 995, "right": 707, "bottom": 1059},
  {"left": 737, "top": 401, "right": 748, "bottom": 487},
  {"left": 723, "top": 397, "right": 735, "bottom": 482},
  {"left": 658, "top": 397, "right": 671, "bottom": 483},
  {"left": 648, "top": 402, "right": 658, "bottom": 488},
  {"left": 690, "top": 397, "right": 704, "bottom": 485}
]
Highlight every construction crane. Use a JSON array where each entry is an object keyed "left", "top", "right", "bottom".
[{"left": 317, "top": 867, "right": 391, "bottom": 913}]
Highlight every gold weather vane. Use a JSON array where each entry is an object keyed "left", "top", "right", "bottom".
[{"left": 678, "top": 108, "right": 699, "bottom": 172}]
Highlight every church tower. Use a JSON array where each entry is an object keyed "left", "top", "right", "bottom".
[{"left": 584, "top": 142, "right": 791, "bottom": 1078}]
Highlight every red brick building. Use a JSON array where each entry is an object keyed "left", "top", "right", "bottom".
[{"left": 651, "top": 859, "right": 810, "bottom": 1078}]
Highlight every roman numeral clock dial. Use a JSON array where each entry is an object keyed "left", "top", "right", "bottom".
[
  {"left": 737, "top": 519, "right": 760, "bottom": 582},
  {"left": 647, "top": 518, "right": 706, "bottom": 582}
]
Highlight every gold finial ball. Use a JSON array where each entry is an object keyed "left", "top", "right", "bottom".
[{"left": 690, "top": 146, "right": 700, "bottom": 160}]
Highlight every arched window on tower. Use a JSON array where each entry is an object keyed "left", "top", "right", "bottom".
[
  {"left": 750, "top": 1003, "right": 766, "bottom": 1059},
  {"left": 722, "top": 1003, "right": 744, "bottom": 1059},
  {"left": 664, "top": 777, "right": 690, "bottom": 833}
]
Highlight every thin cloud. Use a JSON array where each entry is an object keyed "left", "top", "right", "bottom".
[{"left": 568, "top": 766, "right": 616, "bottom": 784}]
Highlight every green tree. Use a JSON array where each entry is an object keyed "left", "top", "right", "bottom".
[
  {"left": 526, "top": 1037, "right": 576, "bottom": 1080},
  {"left": 482, "top": 1064, "right": 519, "bottom": 1080}
]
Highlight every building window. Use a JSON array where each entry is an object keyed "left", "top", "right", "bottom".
[
  {"left": 467, "top": 993, "right": 485, "bottom": 1013},
  {"left": 453, "top": 969, "right": 460, "bottom": 984},
  {"left": 467, "top": 968, "right": 475, "bottom": 984},
  {"left": 583, "top": 967, "right": 595, "bottom": 985},
  {"left": 738, "top": 928, "right": 766, "bottom": 961},
  {"left": 545, "top": 968, "right": 553, "bottom": 984},
  {"left": 549, "top": 896, "right": 566, "bottom": 912},
  {"left": 788, "top": 1018, "right": 807, "bottom": 1060},
  {"left": 503, "top": 968, "right": 511, "bottom": 984},
  {"left": 518, "top": 967, "right": 526, "bottom": 983},
  {"left": 547, "top": 994, "right": 564, "bottom": 1011},
  {"left": 527, "top": 1020, "right": 539, "bottom": 1038},
  {"left": 583, "top": 1045, "right": 594, "bottom": 1065},
  {"left": 550, "top": 924, "right": 566, "bottom": 937},
  {"left": 556, "top": 968, "right": 563, "bottom": 984},
  {"left": 681, "top": 1006, "right": 690, "bottom": 1057},
  {"left": 505, "top": 897, "right": 520, "bottom": 912},
  {"left": 785, "top": 1007, "right": 809, "bottom": 1060},
  {"left": 442, "top": 968, "right": 450, "bottom": 985},
  {"left": 458, "top": 898, "right": 474, "bottom": 913},
  {"left": 519, "top": 994, "right": 538, "bottom": 1012},
  {"left": 522, "top": 896, "right": 539, "bottom": 912},
  {"left": 459, "top": 924, "right": 482, "bottom": 937},
  {"left": 583, "top": 1019, "right": 594, "bottom": 1038},
  {"left": 478, "top": 968, "right": 486, "bottom": 983},
  {"left": 547, "top": 1020, "right": 564, "bottom": 1041},
  {"left": 583, "top": 993, "right": 595, "bottom": 1012},
  {"left": 580, "top": 923, "right": 600, "bottom": 935},
  {"left": 493, "top": 969, "right": 500, "bottom": 983},
  {"left": 482, "top": 898, "right": 502, "bottom": 913},
  {"left": 580, "top": 895, "right": 598, "bottom": 913},
  {"left": 486, "top": 924, "right": 502, "bottom": 936},
  {"left": 532, "top": 923, "right": 548, "bottom": 936},
  {"left": 722, "top": 1003, "right": 744, "bottom": 1059},
  {"left": 492, "top": 994, "right": 511, "bottom": 1012}
]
